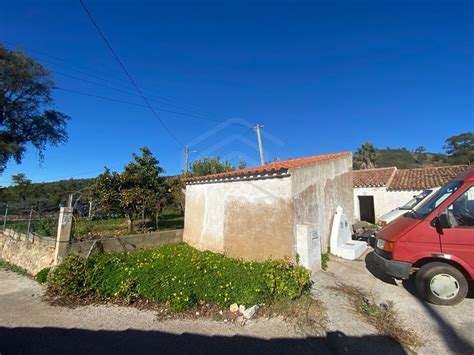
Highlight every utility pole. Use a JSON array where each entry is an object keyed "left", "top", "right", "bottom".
[
  {"left": 255, "top": 124, "right": 265, "bottom": 165},
  {"left": 185, "top": 145, "right": 189, "bottom": 175}
]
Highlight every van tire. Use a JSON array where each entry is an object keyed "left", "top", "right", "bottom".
[{"left": 415, "top": 262, "right": 468, "bottom": 306}]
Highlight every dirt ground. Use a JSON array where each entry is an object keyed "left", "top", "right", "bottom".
[
  {"left": 313, "top": 250, "right": 474, "bottom": 354},
  {"left": 1, "top": 250, "right": 473, "bottom": 354}
]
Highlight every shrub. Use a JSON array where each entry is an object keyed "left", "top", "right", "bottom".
[
  {"left": 35, "top": 267, "right": 51, "bottom": 284},
  {"left": 48, "top": 255, "right": 89, "bottom": 296},
  {"left": 49, "top": 244, "right": 311, "bottom": 312}
]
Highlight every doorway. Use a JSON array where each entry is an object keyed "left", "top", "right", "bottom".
[{"left": 358, "top": 196, "right": 375, "bottom": 223}]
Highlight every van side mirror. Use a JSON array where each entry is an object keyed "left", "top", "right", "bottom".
[{"left": 433, "top": 214, "right": 450, "bottom": 234}]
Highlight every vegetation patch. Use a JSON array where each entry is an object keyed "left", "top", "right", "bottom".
[
  {"left": 35, "top": 267, "right": 51, "bottom": 284},
  {"left": 260, "top": 294, "right": 326, "bottom": 335},
  {"left": 321, "top": 251, "right": 330, "bottom": 271},
  {"left": 332, "top": 283, "right": 422, "bottom": 352},
  {"left": 48, "top": 244, "right": 311, "bottom": 313},
  {"left": 0, "top": 259, "right": 28, "bottom": 275}
]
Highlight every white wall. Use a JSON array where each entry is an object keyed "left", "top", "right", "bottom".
[{"left": 353, "top": 187, "right": 423, "bottom": 221}]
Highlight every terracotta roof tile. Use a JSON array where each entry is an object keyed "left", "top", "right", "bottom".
[
  {"left": 353, "top": 167, "right": 397, "bottom": 187},
  {"left": 185, "top": 151, "right": 351, "bottom": 183},
  {"left": 387, "top": 165, "right": 469, "bottom": 191}
]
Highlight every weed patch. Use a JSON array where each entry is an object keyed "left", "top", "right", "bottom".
[
  {"left": 0, "top": 259, "right": 28, "bottom": 275},
  {"left": 261, "top": 294, "right": 326, "bottom": 335},
  {"left": 35, "top": 267, "right": 51, "bottom": 284},
  {"left": 48, "top": 244, "right": 311, "bottom": 313},
  {"left": 332, "top": 283, "right": 422, "bottom": 352}
]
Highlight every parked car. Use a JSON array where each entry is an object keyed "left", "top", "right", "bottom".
[
  {"left": 377, "top": 189, "right": 437, "bottom": 227},
  {"left": 373, "top": 168, "right": 474, "bottom": 305}
]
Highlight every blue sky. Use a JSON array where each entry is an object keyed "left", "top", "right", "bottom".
[{"left": 0, "top": 0, "right": 472, "bottom": 186}]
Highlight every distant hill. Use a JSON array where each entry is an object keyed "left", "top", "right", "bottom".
[
  {"left": 0, "top": 178, "right": 94, "bottom": 210},
  {"left": 376, "top": 148, "right": 450, "bottom": 169}
]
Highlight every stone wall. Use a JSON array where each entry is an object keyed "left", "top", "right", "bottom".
[
  {"left": 0, "top": 230, "right": 56, "bottom": 275},
  {"left": 68, "top": 229, "right": 183, "bottom": 257}
]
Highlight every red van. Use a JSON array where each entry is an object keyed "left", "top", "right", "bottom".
[{"left": 374, "top": 167, "right": 474, "bottom": 305}]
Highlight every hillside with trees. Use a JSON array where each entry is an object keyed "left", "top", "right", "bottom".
[{"left": 354, "top": 132, "right": 472, "bottom": 170}]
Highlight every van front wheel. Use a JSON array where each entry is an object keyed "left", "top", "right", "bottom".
[{"left": 415, "top": 262, "right": 468, "bottom": 306}]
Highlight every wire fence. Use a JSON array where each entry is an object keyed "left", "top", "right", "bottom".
[{"left": 0, "top": 203, "right": 59, "bottom": 241}]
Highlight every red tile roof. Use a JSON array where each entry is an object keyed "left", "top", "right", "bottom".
[
  {"left": 387, "top": 165, "right": 469, "bottom": 191},
  {"left": 185, "top": 151, "right": 351, "bottom": 183},
  {"left": 353, "top": 167, "right": 396, "bottom": 187},
  {"left": 353, "top": 165, "right": 470, "bottom": 190}
]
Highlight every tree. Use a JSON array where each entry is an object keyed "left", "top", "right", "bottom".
[
  {"left": 11, "top": 173, "right": 31, "bottom": 202},
  {"left": 190, "top": 156, "right": 237, "bottom": 176},
  {"left": 0, "top": 45, "right": 69, "bottom": 174},
  {"left": 91, "top": 147, "right": 166, "bottom": 233},
  {"left": 415, "top": 146, "right": 426, "bottom": 154},
  {"left": 353, "top": 142, "right": 381, "bottom": 169},
  {"left": 167, "top": 176, "right": 185, "bottom": 211},
  {"left": 444, "top": 132, "right": 474, "bottom": 165}
]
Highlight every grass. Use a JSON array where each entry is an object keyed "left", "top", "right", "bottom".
[
  {"left": 261, "top": 294, "right": 326, "bottom": 335},
  {"left": 332, "top": 283, "right": 422, "bottom": 352},
  {"left": 0, "top": 259, "right": 28, "bottom": 275},
  {"left": 47, "top": 243, "right": 311, "bottom": 313},
  {"left": 72, "top": 209, "right": 184, "bottom": 240},
  {"left": 321, "top": 251, "right": 330, "bottom": 271},
  {"left": 4, "top": 218, "right": 58, "bottom": 237}
]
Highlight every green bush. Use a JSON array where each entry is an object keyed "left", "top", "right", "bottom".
[
  {"left": 49, "top": 244, "right": 311, "bottom": 312},
  {"left": 48, "top": 255, "right": 89, "bottom": 296},
  {"left": 35, "top": 267, "right": 51, "bottom": 284}
]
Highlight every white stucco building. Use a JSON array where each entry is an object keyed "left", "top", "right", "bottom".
[
  {"left": 353, "top": 165, "right": 469, "bottom": 223},
  {"left": 183, "top": 152, "right": 354, "bottom": 271}
]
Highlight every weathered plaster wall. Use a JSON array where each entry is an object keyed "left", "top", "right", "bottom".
[
  {"left": 291, "top": 155, "right": 353, "bottom": 252},
  {"left": 184, "top": 177, "right": 294, "bottom": 260},
  {"left": 353, "top": 187, "right": 423, "bottom": 221},
  {"left": 0, "top": 230, "right": 55, "bottom": 275}
]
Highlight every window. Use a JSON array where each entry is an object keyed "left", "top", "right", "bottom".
[
  {"left": 445, "top": 186, "right": 474, "bottom": 227},
  {"left": 416, "top": 181, "right": 463, "bottom": 218}
]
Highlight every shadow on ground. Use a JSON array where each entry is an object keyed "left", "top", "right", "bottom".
[{"left": 0, "top": 327, "right": 407, "bottom": 355}]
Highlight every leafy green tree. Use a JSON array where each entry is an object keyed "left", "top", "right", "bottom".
[
  {"left": 190, "top": 156, "right": 237, "bottom": 176},
  {"left": 0, "top": 45, "right": 69, "bottom": 174},
  {"left": 91, "top": 147, "right": 166, "bottom": 233},
  {"left": 11, "top": 173, "right": 31, "bottom": 202},
  {"left": 353, "top": 142, "right": 381, "bottom": 169},
  {"left": 444, "top": 132, "right": 474, "bottom": 164},
  {"left": 166, "top": 176, "right": 185, "bottom": 211}
]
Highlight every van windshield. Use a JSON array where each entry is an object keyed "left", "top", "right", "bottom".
[
  {"left": 399, "top": 189, "right": 432, "bottom": 210},
  {"left": 414, "top": 181, "right": 463, "bottom": 219}
]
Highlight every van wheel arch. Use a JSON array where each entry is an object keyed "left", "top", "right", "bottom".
[{"left": 413, "top": 258, "right": 470, "bottom": 280}]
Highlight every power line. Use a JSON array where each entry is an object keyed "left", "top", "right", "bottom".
[
  {"left": 55, "top": 87, "right": 226, "bottom": 123},
  {"left": 53, "top": 72, "right": 221, "bottom": 122},
  {"left": 2, "top": 40, "right": 250, "bottom": 128},
  {"left": 79, "top": 0, "right": 184, "bottom": 147}
]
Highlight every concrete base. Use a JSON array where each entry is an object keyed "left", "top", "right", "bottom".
[
  {"left": 330, "top": 206, "right": 367, "bottom": 261},
  {"left": 332, "top": 240, "right": 367, "bottom": 261}
]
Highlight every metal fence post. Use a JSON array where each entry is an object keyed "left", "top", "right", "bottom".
[
  {"left": 27, "top": 208, "right": 33, "bottom": 242},
  {"left": 2, "top": 204, "right": 8, "bottom": 233}
]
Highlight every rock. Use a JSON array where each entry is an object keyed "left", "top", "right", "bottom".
[
  {"left": 229, "top": 303, "right": 239, "bottom": 312},
  {"left": 238, "top": 305, "right": 246, "bottom": 314},
  {"left": 242, "top": 305, "right": 259, "bottom": 319}
]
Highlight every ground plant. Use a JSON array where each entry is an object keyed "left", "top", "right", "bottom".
[
  {"left": 333, "top": 283, "right": 422, "bottom": 352},
  {"left": 0, "top": 259, "right": 28, "bottom": 275},
  {"left": 48, "top": 244, "right": 311, "bottom": 312}
]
